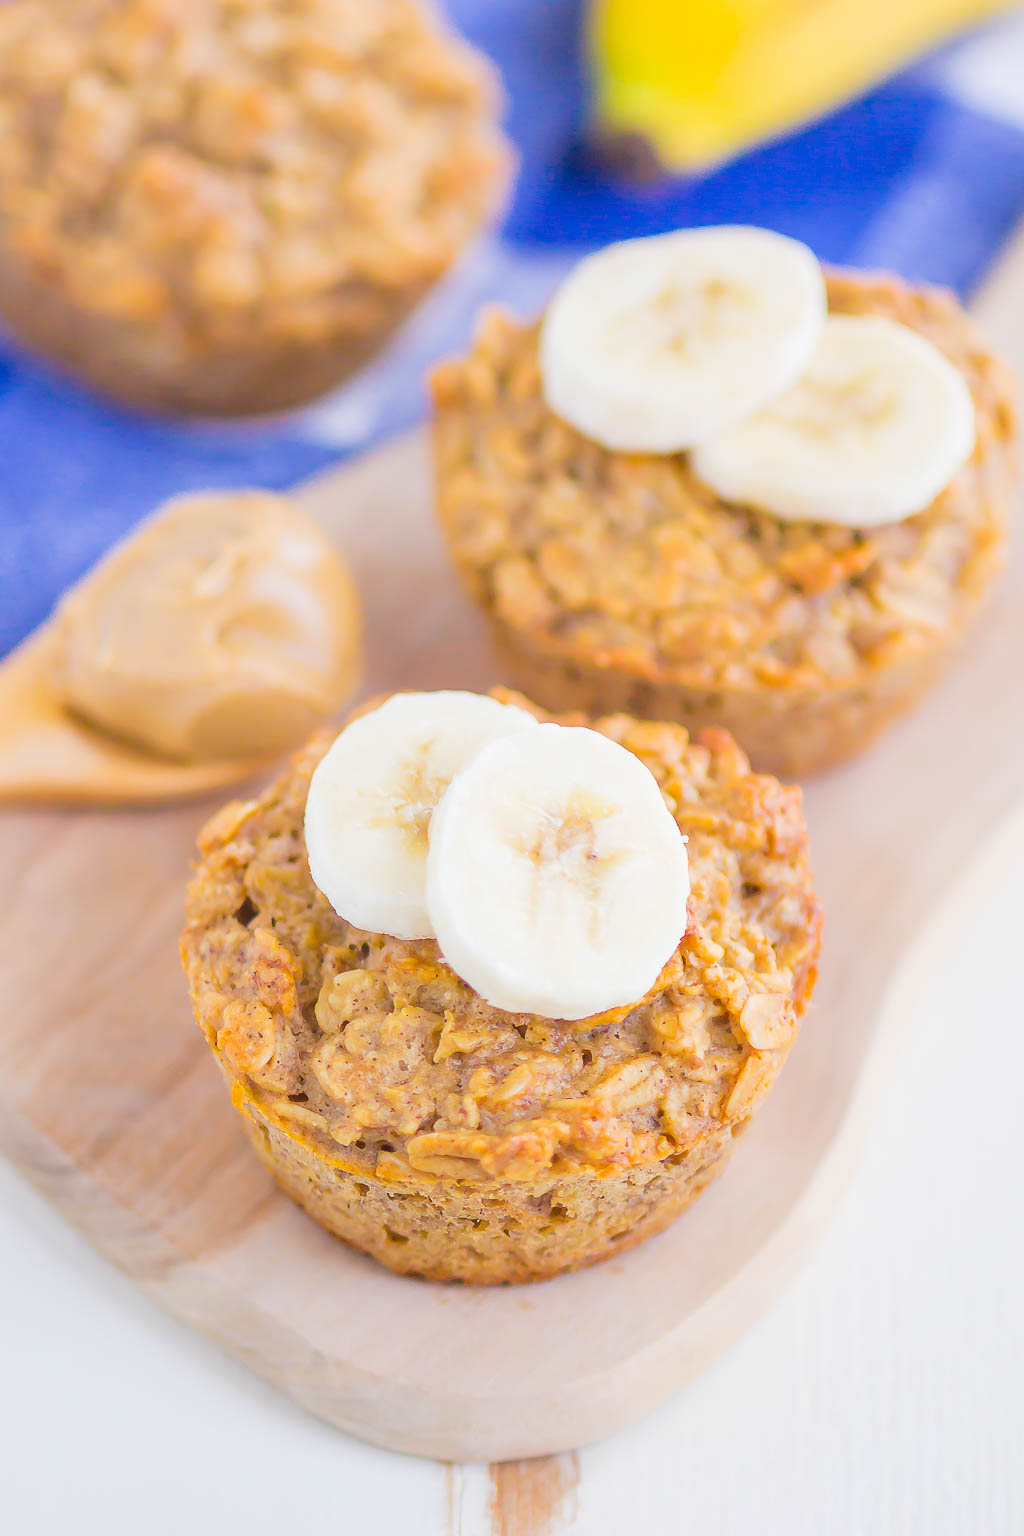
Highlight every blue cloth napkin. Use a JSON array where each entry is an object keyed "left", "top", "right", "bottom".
[{"left": 3, "top": 3, "right": 1024, "bottom": 656}]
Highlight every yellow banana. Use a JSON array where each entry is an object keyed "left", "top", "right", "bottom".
[{"left": 591, "top": 0, "right": 1015, "bottom": 171}]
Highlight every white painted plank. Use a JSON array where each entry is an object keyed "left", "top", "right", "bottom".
[{"left": 0, "top": 1166, "right": 450, "bottom": 1534}]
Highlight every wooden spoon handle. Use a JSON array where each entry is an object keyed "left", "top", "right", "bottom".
[{"left": 0, "top": 633, "right": 271, "bottom": 807}]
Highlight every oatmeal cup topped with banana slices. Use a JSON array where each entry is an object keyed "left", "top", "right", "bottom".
[
  {"left": 182, "top": 688, "right": 821, "bottom": 1284},
  {"left": 432, "top": 227, "right": 1019, "bottom": 777}
]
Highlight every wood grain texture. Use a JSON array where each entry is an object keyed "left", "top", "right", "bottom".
[
  {"left": 488, "top": 1456, "right": 579, "bottom": 1536},
  {"left": 0, "top": 241, "right": 1021, "bottom": 1465}
]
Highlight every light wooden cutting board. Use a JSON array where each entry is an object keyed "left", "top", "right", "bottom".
[{"left": 0, "top": 237, "right": 1021, "bottom": 1464}]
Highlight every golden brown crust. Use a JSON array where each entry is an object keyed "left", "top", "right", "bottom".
[
  {"left": 431, "top": 272, "right": 1018, "bottom": 776},
  {"left": 181, "top": 692, "right": 821, "bottom": 1282},
  {"left": 0, "top": 0, "right": 510, "bottom": 414}
]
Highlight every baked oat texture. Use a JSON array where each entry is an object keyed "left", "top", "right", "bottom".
[
  {"left": 431, "top": 273, "right": 1019, "bottom": 777},
  {"left": 0, "top": 0, "right": 509, "bottom": 415},
  {"left": 181, "top": 692, "right": 822, "bottom": 1284}
]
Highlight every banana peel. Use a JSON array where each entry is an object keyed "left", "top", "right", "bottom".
[{"left": 590, "top": 0, "right": 1016, "bottom": 172}]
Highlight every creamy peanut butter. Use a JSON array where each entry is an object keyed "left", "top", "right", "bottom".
[{"left": 50, "top": 491, "right": 362, "bottom": 762}]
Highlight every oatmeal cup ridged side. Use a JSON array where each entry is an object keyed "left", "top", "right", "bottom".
[
  {"left": 0, "top": 242, "right": 442, "bottom": 417},
  {"left": 181, "top": 697, "right": 822, "bottom": 1284},
  {"left": 233, "top": 1094, "right": 738, "bottom": 1284},
  {"left": 430, "top": 275, "right": 1018, "bottom": 778}
]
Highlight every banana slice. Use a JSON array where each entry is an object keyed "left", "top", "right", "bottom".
[
  {"left": 426, "top": 724, "right": 690, "bottom": 1020},
  {"left": 539, "top": 225, "right": 825, "bottom": 453},
  {"left": 304, "top": 692, "right": 538, "bottom": 940},
  {"left": 691, "top": 314, "right": 977, "bottom": 526}
]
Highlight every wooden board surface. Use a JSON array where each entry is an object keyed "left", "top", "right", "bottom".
[{"left": 1, "top": 249, "right": 1022, "bottom": 1465}]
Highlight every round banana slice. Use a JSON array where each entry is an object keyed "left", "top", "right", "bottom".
[
  {"left": 304, "top": 692, "right": 538, "bottom": 940},
  {"left": 426, "top": 724, "right": 690, "bottom": 1021},
  {"left": 539, "top": 225, "right": 825, "bottom": 453},
  {"left": 690, "top": 314, "right": 977, "bottom": 526}
]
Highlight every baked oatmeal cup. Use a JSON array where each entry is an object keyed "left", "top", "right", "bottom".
[
  {"left": 181, "top": 690, "right": 821, "bottom": 1284},
  {"left": 0, "top": 0, "right": 510, "bottom": 415},
  {"left": 431, "top": 271, "right": 1018, "bottom": 777}
]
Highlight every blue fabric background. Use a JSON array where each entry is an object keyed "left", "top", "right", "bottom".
[{"left": 3, "top": 1, "right": 1024, "bottom": 656}]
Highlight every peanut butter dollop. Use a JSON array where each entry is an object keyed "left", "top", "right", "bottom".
[{"left": 50, "top": 490, "right": 362, "bottom": 762}]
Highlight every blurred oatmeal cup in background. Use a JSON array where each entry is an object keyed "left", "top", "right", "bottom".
[{"left": 0, "top": 0, "right": 513, "bottom": 416}]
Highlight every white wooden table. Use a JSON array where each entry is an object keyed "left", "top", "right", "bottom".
[
  {"left": 1, "top": 808, "right": 1021, "bottom": 1533},
  {"left": 3, "top": 228, "right": 1024, "bottom": 1536}
]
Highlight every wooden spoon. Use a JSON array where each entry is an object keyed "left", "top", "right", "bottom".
[
  {"left": 0, "top": 488, "right": 363, "bottom": 808},
  {"left": 0, "top": 627, "right": 274, "bottom": 807}
]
